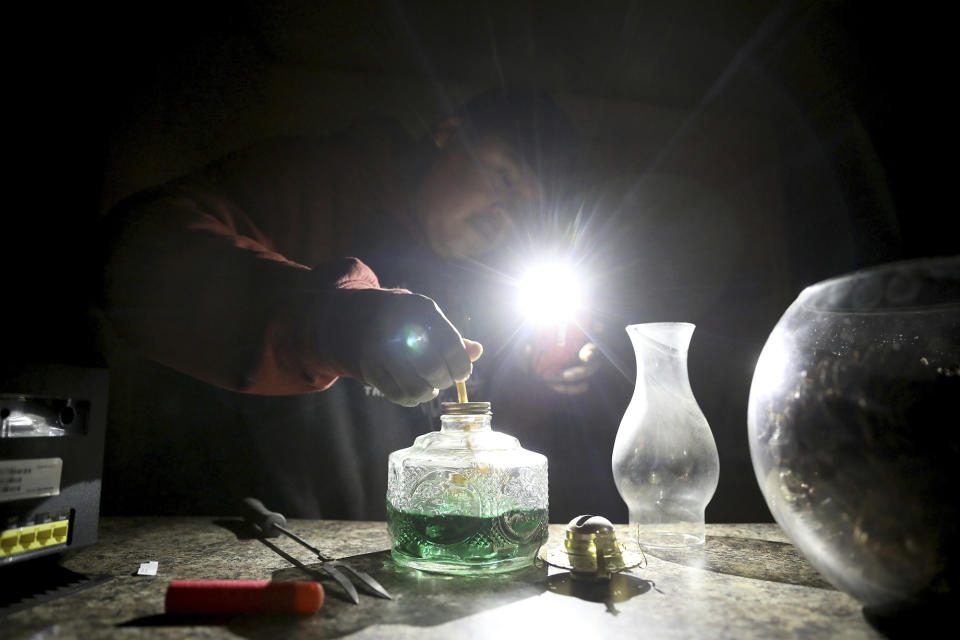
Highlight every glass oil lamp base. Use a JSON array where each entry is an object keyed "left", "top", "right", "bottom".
[{"left": 386, "top": 402, "right": 549, "bottom": 576}]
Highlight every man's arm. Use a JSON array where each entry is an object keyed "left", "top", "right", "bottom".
[
  {"left": 99, "top": 137, "right": 480, "bottom": 400},
  {"left": 100, "top": 180, "right": 376, "bottom": 394}
]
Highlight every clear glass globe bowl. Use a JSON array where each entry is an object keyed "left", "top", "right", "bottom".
[{"left": 748, "top": 255, "right": 960, "bottom": 617}]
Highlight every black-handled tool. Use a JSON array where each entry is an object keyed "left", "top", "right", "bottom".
[{"left": 242, "top": 497, "right": 391, "bottom": 604}]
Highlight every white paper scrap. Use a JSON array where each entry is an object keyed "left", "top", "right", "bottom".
[{"left": 137, "top": 561, "right": 159, "bottom": 576}]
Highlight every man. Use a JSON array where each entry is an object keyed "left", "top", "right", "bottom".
[{"left": 98, "top": 86, "right": 579, "bottom": 518}]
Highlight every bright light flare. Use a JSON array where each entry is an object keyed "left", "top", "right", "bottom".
[{"left": 516, "top": 261, "right": 585, "bottom": 326}]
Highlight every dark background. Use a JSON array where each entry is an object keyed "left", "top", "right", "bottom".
[{"left": 4, "top": 0, "right": 956, "bottom": 523}]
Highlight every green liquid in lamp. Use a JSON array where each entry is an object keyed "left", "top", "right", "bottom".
[{"left": 387, "top": 501, "right": 548, "bottom": 574}]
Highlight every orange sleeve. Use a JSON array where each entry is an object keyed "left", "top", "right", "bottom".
[{"left": 100, "top": 175, "right": 382, "bottom": 395}]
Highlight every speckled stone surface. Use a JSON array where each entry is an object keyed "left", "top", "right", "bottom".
[{"left": 3, "top": 518, "right": 883, "bottom": 639}]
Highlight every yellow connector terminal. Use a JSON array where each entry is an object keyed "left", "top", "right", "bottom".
[
  {"left": 18, "top": 525, "right": 39, "bottom": 552},
  {"left": 51, "top": 521, "right": 69, "bottom": 544},
  {"left": 0, "top": 519, "right": 70, "bottom": 558},
  {"left": 37, "top": 527, "right": 52, "bottom": 545},
  {"left": 0, "top": 528, "right": 18, "bottom": 556}
]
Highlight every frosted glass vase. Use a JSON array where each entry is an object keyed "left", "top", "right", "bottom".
[{"left": 612, "top": 323, "right": 720, "bottom": 548}]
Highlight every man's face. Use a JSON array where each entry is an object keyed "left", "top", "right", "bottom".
[{"left": 414, "top": 134, "right": 542, "bottom": 260}]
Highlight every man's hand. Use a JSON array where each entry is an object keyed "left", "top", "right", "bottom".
[
  {"left": 318, "top": 289, "right": 482, "bottom": 406},
  {"left": 520, "top": 319, "right": 604, "bottom": 395},
  {"left": 530, "top": 341, "right": 602, "bottom": 395}
]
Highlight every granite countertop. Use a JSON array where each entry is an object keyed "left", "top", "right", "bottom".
[{"left": 4, "top": 518, "right": 883, "bottom": 639}]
